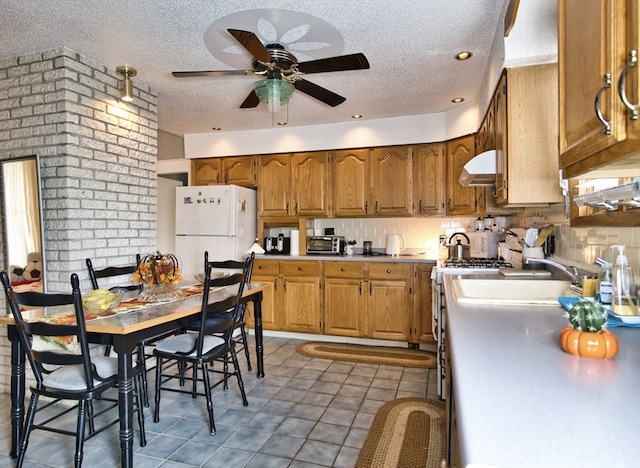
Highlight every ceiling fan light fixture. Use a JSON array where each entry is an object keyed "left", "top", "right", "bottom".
[
  {"left": 254, "top": 78, "right": 295, "bottom": 112},
  {"left": 455, "top": 51, "right": 472, "bottom": 61},
  {"left": 116, "top": 66, "right": 137, "bottom": 102}
]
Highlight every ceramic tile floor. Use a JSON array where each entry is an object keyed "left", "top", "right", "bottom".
[{"left": 0, "top": 336, "right": 440, "bottom": 467}]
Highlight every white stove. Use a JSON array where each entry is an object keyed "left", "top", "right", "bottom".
[{"left": 432, "top": 258, "right": 513, "bottom": 398}]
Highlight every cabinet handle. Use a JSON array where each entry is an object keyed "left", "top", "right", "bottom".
[
  {"left": 617, "top": 50, "right": 638, "bottom": 120},
  {"left": 283, "top": 278, "right": 287, "bottom": 291},
  {"left": 594, "top": 73, "right": 612, "bottom": 135},
  {"left": 286, "top": 202, "right": 289, "bottom": 214},
  {"left": 369, "top": 282, "right": 372, "bottom": 296},
  {"left": 273, "top": 278, "right": 277, "bottom": 291},
  {"left": 295, "top": 202, "right": 299, "bottom": 214},
  {"left": 419, "top": 199, "right": 423, "bottom": 212},
  {"left": 298, "top": 266, "right": 302, "bottom": 271},
  {"left": 386, "top": 269, "right": 391, "bottom": 273},
  {"left": 340, "top": 267, "right": 345, "bottom": 272},
  {"left": 365, "top": 201, "right": 368, "bottom": 213}
]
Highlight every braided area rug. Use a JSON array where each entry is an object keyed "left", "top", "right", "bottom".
[
  {"left": 295, "top": 342, "right": 436, "bottom": 368},
  {"left": 355, "top": 397, "right": 446, "bottom": 468}
]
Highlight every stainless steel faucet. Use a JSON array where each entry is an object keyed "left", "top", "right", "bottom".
[{"left": 524, "top": 257, "right": 581, "bottom": 284}]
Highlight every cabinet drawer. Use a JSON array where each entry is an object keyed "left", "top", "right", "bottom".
[
  {"left": 324, "top": 262, "right": 365, "bottom": 278},
  {"left": 282, "top": 261, "right": 321, "bottom": 277},
  {"left": 253, "top": 260, "right": 280, "bottom": 277},
  {"left": 368, "top": 262, "right": 411, "bottom": 280}
]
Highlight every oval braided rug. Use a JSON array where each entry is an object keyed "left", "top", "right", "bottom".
[
  {"left": 355, "top": 397, "right": 446, "bottom": 468},
  {"left": 295, "top": 342, "right": 436, "bottom": 368}
]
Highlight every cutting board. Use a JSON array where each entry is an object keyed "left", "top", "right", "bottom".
[{"left": 499, "top": 268, "right": 552, "bottom": 277}]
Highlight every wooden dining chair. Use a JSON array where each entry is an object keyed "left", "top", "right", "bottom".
[
  {"left": 0, "top": 270, "right": 146, "bottom": 468},
  {"left": 152, "top": 262, "right": 249, "bottom": 435}
]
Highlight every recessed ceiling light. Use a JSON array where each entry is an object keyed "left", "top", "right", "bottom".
[
  {"left": 211, "top": 127, "right": 222, "bottom": 131},
  {"left": 455, "top": 51, "right": 472, "bottom": 61},
  {"left": 352, "top": 114, "right": 362, "bottom": 119},
  {"left": 452, "top": 98, "right": 464, "bottom": 103}
]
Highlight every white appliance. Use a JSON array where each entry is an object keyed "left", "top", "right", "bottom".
[
  {"left": 385, "top": 234, "right": 405, "bottom": 256},
  {"left": 466, "top": 231, "right": 503, "bottom": 259},
  {"left": 431, "top": 258, "right": 513, "bottom": 399},
  {"left": 175, "top": 185, "right": 256, "bottom": 278}
]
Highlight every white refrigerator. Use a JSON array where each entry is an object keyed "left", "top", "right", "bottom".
[{"left": 175, "top": 185, "right": 257, "bottom": 278}]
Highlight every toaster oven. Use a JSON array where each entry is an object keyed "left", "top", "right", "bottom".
[{"left": 306, "top": 235, "right": 345, "bottom": 255}]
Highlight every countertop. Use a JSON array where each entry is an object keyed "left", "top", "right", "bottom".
[
  {"left": 255, "top": 253, "right": 438, "bottom": 264},
  {"left": 443, "top": 273, "right": 640, "bottom": 468}
]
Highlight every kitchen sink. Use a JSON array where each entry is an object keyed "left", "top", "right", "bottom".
[{"left": 452, "top": 278, "right": 578, "bottom": 305}]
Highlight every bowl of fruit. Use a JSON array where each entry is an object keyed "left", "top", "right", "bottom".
[{"left": 82, "top": 289, "right": 124, "bottom": 313}]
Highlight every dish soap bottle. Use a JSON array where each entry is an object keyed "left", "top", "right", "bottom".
[
  {"left": 596, "top": 261, "right": 613, "bottom": 306},
  {"left": 611, "top": 245, "right": 638, "bottom": 315}
]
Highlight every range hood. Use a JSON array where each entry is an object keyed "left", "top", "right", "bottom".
[{"left": 458, "top": 149, "right": 498, "bottom": 187}]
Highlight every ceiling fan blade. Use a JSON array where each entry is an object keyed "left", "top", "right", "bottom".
[
  {"left": 296, "top": 53, "right": 370, "bottom": 74},
  {"left": 227, "top": 29, "right": 271, "bottom": 63},
  {"left": 172, "top": 70, "right": 250, "bottom": 77},
  {"left": 294, "top": 79, "right": 346, "bottom": 107},
  {"left": 240, "top": 90, "right": 260, "bottom": 108}
]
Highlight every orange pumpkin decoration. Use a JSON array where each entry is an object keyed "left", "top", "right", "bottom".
[{"left": 559, "top": 326, "right": 619, "bottom": 359}]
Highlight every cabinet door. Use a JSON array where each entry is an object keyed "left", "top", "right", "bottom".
[
  {"left": 494, "top": 72, "right": 508, "bottom": 204},
  {"left": 370, "top": 146, "right": 413, "bottom": 216},
  {"left": 257, "top": 154, "right": 291, "bottom": 217},
  {"left": 281, "top": 276, "right": 321, "bottom": 334},
  {"left": 367, "top": 280, "right": 410, "bottom": 341},
  {"left": 222, "top": 156, "right": 255, "bottom": 187},
  {"left": 246, "top": 259, "right": 280, "bottom": 330},
  {"left": 559, "top": 0, "right": 628, "bottom": 169},
  {"left": 414, "top": 143, "right": 445, "bottom": 215},
  {"left": 412, "top": 264, "right": 435, "bottom": 344},
  {"left": 192, "top": 159, "right": 221, "bottom": 185},
  {"left": 324, "top": 278, "right": 366, "bottom": 337},
  {"left": 291, "top": 151, "right": 330, "bottom": 216},
  {"left": 445, "top": 135, "right": 485, "bottom": 215},
  {"left": 332, "top": 149, "right": 370, "bottom": 216}
]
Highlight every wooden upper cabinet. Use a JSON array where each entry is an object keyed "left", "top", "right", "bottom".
[
  {"left": 370, "top": 146, "right": 413, "bottom": 216},
  {"left": 291, "top": 151, "right": 330, "bottom": 216},
  {"left": 192, "top": 158, "right": 221, "bottom": 185},
  {"left": 257, "top": 154, "right": 291, "bottom": 217},
  {"left": 559, "top": 0, "right": 639, "bottom": 176},
  {"left": 413, "top": 143, "right": 445, "bottom": 216},
  {"left": 222, "top": 156, "right": 255, "bottom": 187},
  {"left": 332, "top": 149, "right": 370, "bottom": 216},
  {"left": 445, "top": 135, "right": 485, "bottom": 215},
  {"left": 495, "top": 65, "right": 564, "bottom": 206}
]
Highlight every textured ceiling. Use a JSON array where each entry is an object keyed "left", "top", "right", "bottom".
[{"left": 0, "top": 0, "right": 557, "bottom": 136}]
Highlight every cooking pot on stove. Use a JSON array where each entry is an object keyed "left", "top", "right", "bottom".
[{"left": 448, "top": 232, "right": 471, "bottom": 260}]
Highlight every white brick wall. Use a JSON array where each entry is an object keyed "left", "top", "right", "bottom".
[{"left": 0, "top": 47, "right": 158, "bottom": 393}]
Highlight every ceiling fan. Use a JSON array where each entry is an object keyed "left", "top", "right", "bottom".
[{"left": 172, "top": 29, "right": 370, "bottom": 108}]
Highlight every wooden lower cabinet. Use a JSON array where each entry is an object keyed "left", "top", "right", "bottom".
[
  {"left": 412, "top": 264, "right": 436, "bottom": 343},
  {"left": 245, "top": 259, "right": 322, "bottom": 334},
  {"left": 324, "top": 262, "right": 367, "bottom": 337},
  {"left": 324, "top": 262, "right": 413, "bottom": 341},
  {"left": 249, "top": 258, "right": 433, "bottom": 344}
]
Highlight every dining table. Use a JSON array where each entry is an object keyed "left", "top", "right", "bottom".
[{"left": 0, "top": 281, "right": 266, "bottom": 468}]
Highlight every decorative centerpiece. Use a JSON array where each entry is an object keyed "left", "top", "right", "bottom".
[
  {"left": 132, "top": 252, "right": 185, "bottom": 303},
  {"left": 559, "top": 300, "right": 619, "bottom": 359}
]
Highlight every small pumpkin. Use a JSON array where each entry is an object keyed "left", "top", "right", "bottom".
[{"left": 559, "top": 326, "right": 619, "bottom": 359}]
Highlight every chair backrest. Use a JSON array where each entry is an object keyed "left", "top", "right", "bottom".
[
  {"left": 203, "top": 251, "right": 255, "bottom": 285},
  {"left": 86, "top": 254, "right": 142, "bottom": 292},
  {"left": 191, "top": 261, "right": 250, "bottom": 357},
  {"left": 0, "top": 270, "right": 113, "bottom": 391}
]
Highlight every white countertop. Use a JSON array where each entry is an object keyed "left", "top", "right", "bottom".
[
  {"left": 255, "top": 253, "right": 438, "bottom": 264},
  {"left": 443, "top": 273, "right": 640, "bottom": 468}
]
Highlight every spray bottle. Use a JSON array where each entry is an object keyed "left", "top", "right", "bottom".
[{"left": 611, "top": 245, "right": 638, "bottom": 315}]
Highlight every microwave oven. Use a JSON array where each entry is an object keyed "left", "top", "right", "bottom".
[
  {"left": 306, "top": 235, "right": 345, "bottom": 255},
  {"left": 466, "top": 231, "right": 503, "bottom": 258}
]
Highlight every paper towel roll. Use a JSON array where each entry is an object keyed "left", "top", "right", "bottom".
[{"left": 290, "top": 229, "right": 300, "bottom": 256}]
